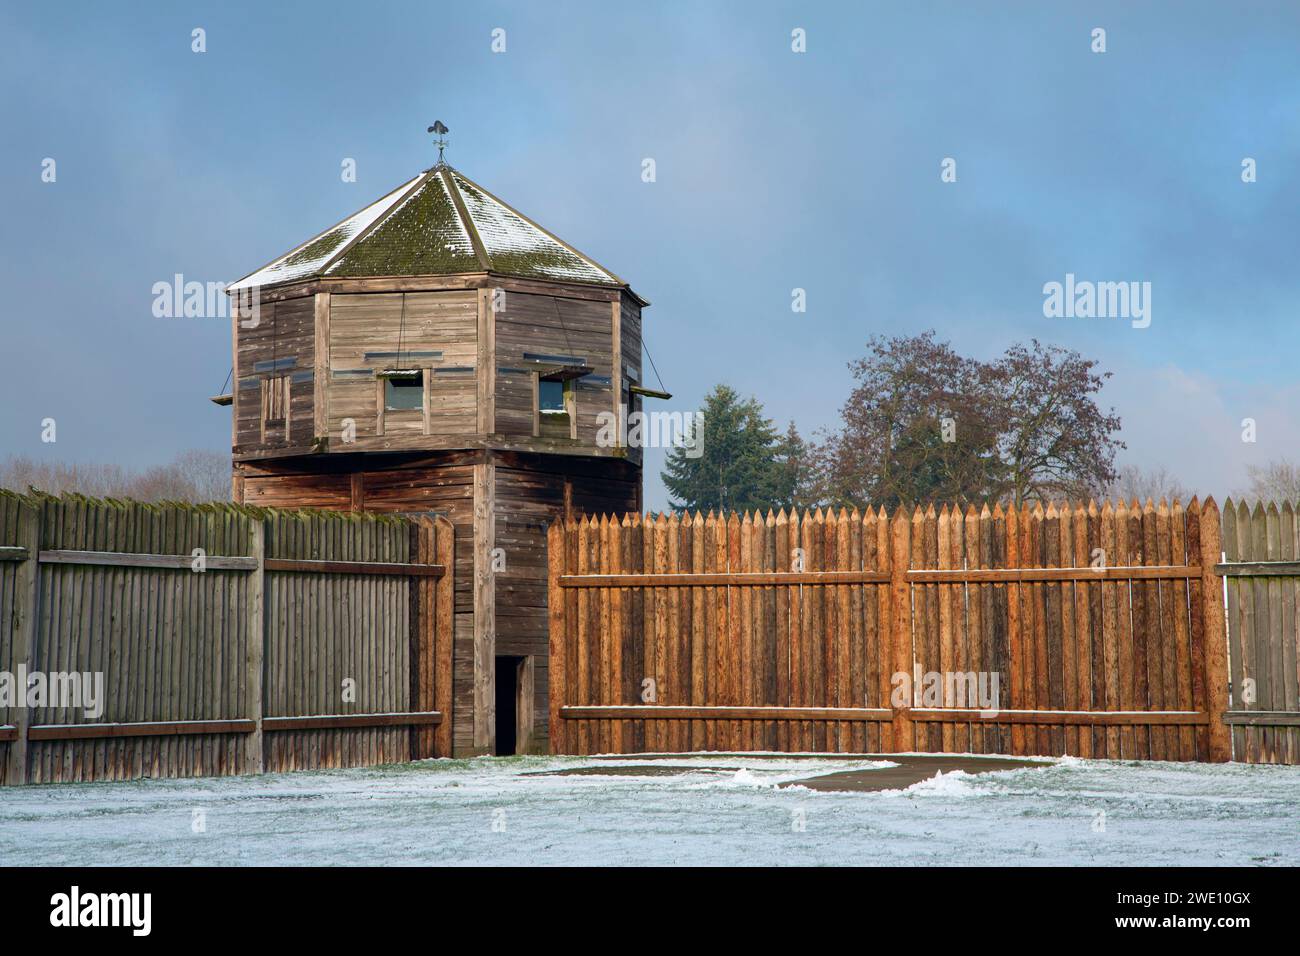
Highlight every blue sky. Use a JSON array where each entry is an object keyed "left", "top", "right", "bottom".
[{"left": 2, "top": 1, "right": 1298, "bottom": 509}]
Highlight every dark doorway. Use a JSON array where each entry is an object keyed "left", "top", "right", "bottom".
[{"left": 495, "top": 656, "right": 522, "bottom": 756}]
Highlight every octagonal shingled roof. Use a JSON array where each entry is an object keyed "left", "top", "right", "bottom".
[{"left": 228, "top": 164, "right": 641, "bottom": 300}]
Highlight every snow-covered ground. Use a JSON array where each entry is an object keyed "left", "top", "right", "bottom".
[{"left": 1, "top": 754, "right": 1297, "bottom": 866}]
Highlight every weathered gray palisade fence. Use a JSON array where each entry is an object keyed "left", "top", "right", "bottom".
[
  {"left": 0, "top": 492, "right": 452, "bottom": 785},
  {"left": 1220, "top": 499, "right": 1300, "bottom": 764}
]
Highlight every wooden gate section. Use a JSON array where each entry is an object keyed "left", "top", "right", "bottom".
[
  {"left": 1220, "top": 500, "right": 1300, "bottom": 764},
  {"left": 547, "top": 501, "right": 1231, "bottom": 761}
]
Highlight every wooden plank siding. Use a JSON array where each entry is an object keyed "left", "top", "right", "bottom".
[
  {"left": 228, "top": 267, "right": 651, "bottom": 458},
  {"left": 233, "top": 296, "right": 316, "bottom": 456},
  {"left": 493, "top": 289, "right": 617, "bottom": 444},
  {"left": 327, "top": 291, "right": 480, "bottom": 445},
  {"left": 549, "top": 502, "right": 1237, "bottom": 761}
]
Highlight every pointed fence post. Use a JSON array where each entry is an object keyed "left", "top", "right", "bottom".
[
  {"left": 245, "top": 519, "right": 265, "bottom": 774},
  {"left": 5, "top": 500, "right": 40, "bottom": 785},
  {"left": 1198, "top": 498, "right": 1231, "bottom": 762},
  {"left": 434, "top": 516, "right": 455, "bottom": 758},
  {"left": 548, "top": 519, "right": 567, "bottom": 754},
  {"left": 409, "top": 515, "right": 442, "bottom": 760},
  {"left": 889, "top": 508, "right": 913, "bottom": 752}
]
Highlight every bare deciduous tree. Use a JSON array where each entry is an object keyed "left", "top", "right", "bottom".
[
  {"left": 1104, "top": 464, "right": 1190, "bottom": 504},
  {"left": 1239, "top": 458, "right": 1300, "bottom": 503},
  {"left": 0, "top": 450, "right": 231, "bottom": 503}
]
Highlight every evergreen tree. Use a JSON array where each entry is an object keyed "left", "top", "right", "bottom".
[
  {"left": 770, "top": 421, "right": 816, "bottom": 510},
  {"left": 662, "top": 384, "right": 782, "bottom": 513}
]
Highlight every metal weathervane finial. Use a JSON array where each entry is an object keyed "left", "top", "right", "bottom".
[{"left": 427, "top": 121, "right": 450, "bottom": 164}]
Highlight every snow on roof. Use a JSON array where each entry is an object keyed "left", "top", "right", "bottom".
[
  {"left": 228, "top": 173, "right": 424, "bottom": 292},
  {"left": 227, "top": 165, "right": 631, "bottom": 294},
  {"left": 448, "top": 170, "right": 620, "bottom": 285}
]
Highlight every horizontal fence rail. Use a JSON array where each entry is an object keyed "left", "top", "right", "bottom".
[
  {"left": 36, "top": 550, "right": 260, "bottom": 570},
  {"left": 259, "top": 711, "right": 443, "bottom": 731},
  {"left": 0, "top": 493, "right": 453, "bottom": 785},
  {"left": 262, "top": 558, "right": 445, "bottom": 577},
  {"left": 27, "top": 720, "right": 259, "bottom": 741},
  {"left": 560, "top": 571, "right": 891, "bottom": 587},
  {"left": 1222, "top": 711, "right": 1300, "bottom": 727},
  {"left": 20, "top": 712, "right": 446, "bottom": 740},
  {"left": 907, "top": 708, "right": 1209, "bottom": 726},
  {"left": 560, "top": 567, "right": 1202, "bottom": 587},
  {"left": 1215, "top": 560, "right": 1300, "bottom": 577},
  {"left": 549, "top": 500, "right": 1237, "bottom": 762},
  {"left": 561, "top": 705, "right": 895, "bottom": 722},
  {"left": 33, "top": 550, "right": 446, "bottom": 576}
]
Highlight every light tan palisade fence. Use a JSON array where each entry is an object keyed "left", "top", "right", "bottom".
[
  {"left": 1220, "top": 500, "right": 1300, "bottom": 764},
  {"left": 549, "top": 501, "right": 1242, "bottom": 762},
  {"left": 0, "top": 492, "right": 453, "bottom": 785}
]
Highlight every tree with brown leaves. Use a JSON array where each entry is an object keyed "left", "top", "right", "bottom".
[
  {"left": 813, "top": 332, "right": 1122, "bottom": 508},
  {"left": 992, "top": 339, "right": 1124, "bottom": 504}
]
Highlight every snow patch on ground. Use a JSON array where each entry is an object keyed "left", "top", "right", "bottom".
[
  {"left": 1, "top": 755, "right": 1297, "bottom": 866},
  {"left": 886, "top": 769, "right": 982, "bottom": 798}
]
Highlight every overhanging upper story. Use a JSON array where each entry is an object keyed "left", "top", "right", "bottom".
[{"left": 223, "top": 164, "right": 648, "bottom": 466}]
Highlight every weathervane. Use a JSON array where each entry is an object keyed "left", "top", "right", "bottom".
[{"left": 427, "top": 121, "right": 450, "bottom": 164}]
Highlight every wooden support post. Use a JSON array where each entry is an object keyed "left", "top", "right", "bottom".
[
  {"left": 434, "top": 516, "right": 455, "bottom": 758},
  {"left": 230, "top": 301, "right": 240, "bottom": 452},
  {"left": 411, "top": 518, "right": 428, "bottom": 760},
  {"left": 1199, "top": 498, "right": 1232, "bottom": 762},
  {"left": 245, "top": 520, "right": 266, "bottom": 773},
  {"left": 472, "top": 461, "right": 496, "bottom": 754},
  {"left": 477, "top": 286, "right": 496, "bottom": 435},
  {"left": 889, "top": 508, "right": 913, "bottom": 753},
  {"left": 518, "top": 655, "right": 536, "bottom": 754},
  {"left": 529, "top": 373, "right": 541, "bottom": 438},
  {"left": 409, "top": 518, "right": 433, "bottom": 760},
  {"left": 313, "top": 292, "right": 330, "bottom": 441},
  {"left": 548, "top": 520, "right": 567, "bottom": 754},
  {"left": 6, "top": 503, "right": 39, "bottom": 785},
  {"left": 422, "top": 362, "right": 432, "bottom": 436},
  {"left": 611, "top": 298, "right": 622, "bottom": 447}
]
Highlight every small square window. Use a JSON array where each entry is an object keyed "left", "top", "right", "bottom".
[
  {"left": 384, "top": 372, "right": 424, "bottom": 411},
  {"left": 539, "top": 377, "right": 567, "bottom": 414}
]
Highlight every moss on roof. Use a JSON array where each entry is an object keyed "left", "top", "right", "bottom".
[
  {"left": 327, "top": 172, "right": 483, "bottom": 277},
  {"left": 230, "top": 164, "right": 630, "bottom": 293},
  {"left": 449, "top": 172, "right": 614, "bottom": 284},
  {"left": 281, "top": 228, "right": 350, "bottom": 268}
]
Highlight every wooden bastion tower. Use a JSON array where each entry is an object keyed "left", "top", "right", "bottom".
[{"left": 221, "top": 159, "right": 649, "bottom": 756}]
